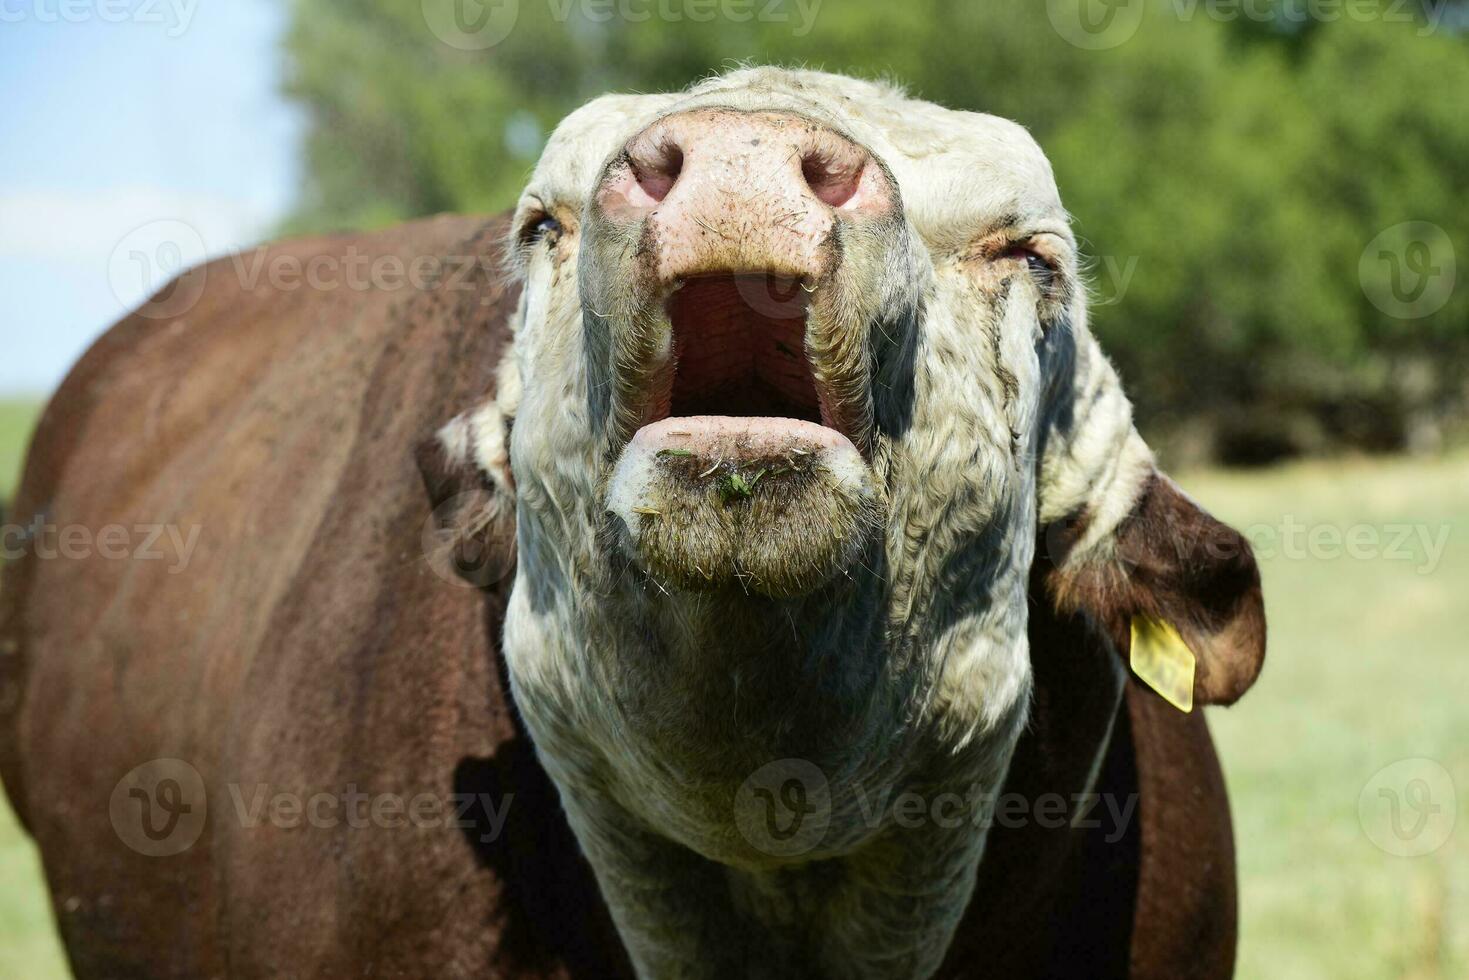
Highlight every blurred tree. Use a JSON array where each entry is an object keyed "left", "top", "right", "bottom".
[{"left": 282, "top": 0, "right": 1468, "bottom": 463}]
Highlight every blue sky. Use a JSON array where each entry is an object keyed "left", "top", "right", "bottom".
[{"left": 0, "top": 0, "right": 301, "bottom": 394}]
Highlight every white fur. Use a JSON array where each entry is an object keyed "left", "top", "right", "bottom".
[{"left": 478, "top": 68, "right": 1154, "bottom": 979}]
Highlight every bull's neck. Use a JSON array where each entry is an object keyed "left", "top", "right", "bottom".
[{"left": 504, "top": 508, "right": 1031, "bottom": 978}]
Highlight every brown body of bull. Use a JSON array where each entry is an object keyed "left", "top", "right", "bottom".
[{"left": 1, "top": 216, "right": 1237, "bottom": 979}]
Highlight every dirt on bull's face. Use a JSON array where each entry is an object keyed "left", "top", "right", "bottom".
[{"left": 606, "top": 416, "right": 879, "bottom": 597}]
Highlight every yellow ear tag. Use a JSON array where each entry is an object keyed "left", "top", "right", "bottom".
[{"left": 1130, "top": 615, "right": 1196, "bottom": 713}]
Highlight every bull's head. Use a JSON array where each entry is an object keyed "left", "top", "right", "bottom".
[{"left": 421, "top": 68, "right": 1264, "bottom": 978}]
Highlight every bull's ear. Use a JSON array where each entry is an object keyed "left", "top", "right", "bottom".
[
  {"left": 416, "top": 399, "right": 517, "bottom": 588},
  {"left": 1032, "top": 315, "right": 1263, "bottom": 706},
  {"left": 1041, "top": 471, "right": 1265, "bottom": 706}
]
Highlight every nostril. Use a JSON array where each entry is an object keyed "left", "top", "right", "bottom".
[
  {"left": 801, "top": 152, "right": 863, "bottom": 209},
  {"left": 631, "top": 142, "right": 684, "bottom": 204}
]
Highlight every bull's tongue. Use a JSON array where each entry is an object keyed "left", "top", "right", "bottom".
[{"left": 607, "top": 416, "right": 878, "bottom": 598}]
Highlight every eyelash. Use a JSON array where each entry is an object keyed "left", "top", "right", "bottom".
[
  {"left": 519, "top": 212, "right": 562, "bottom": 249},
  {"left": 999, "top": 244, "right": 1057, "bottom": 287}
]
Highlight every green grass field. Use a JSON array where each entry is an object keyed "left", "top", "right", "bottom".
[
  {"left": 1194, "top": 455, "right": 1468, "bottom": 980},
  {"left": 0, "top": 399, "right": 44, "bottom": 503},
  {"left": 1, "top": 402, "right": 1464, "bottom": 977}
]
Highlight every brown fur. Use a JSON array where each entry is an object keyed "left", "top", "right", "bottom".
[
  {"left": 937, "top": 524, "right": 1249, "bottom": 978},
  {"left": 1, "top": 216, "right": 1258, "bottom": 977},
  {"left": 1049, "top": 473, "right": 1267, "bottom": 706}
]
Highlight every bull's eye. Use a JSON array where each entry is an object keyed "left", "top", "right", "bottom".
[
  {"left": 1024, "top": 253, "right": 1053, "bottom": 282},
  {"left": 1001, "top": 244, "right": 1056, "bottom": 289},
  {"left": 521, "top": 213, "right": 562, "bottom": 247}
]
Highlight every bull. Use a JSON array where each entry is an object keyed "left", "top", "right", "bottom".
[{"left": 0, "top": 68, "right": 1264, "bottom": 978}]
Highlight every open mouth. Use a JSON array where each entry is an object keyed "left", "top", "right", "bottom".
[
  {"left": 663, "top": 274, "right": 826, "bottom": 426},
  {"left": 604, "top": 270, "right": 880, "bottom": 598}
]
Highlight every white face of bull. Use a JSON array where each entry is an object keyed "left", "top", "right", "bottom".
[{"left": 483, "top": 68, "right": 1160, "bottom": 977}]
